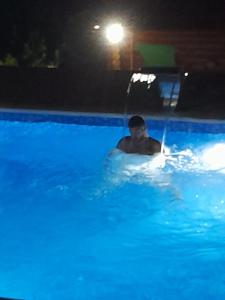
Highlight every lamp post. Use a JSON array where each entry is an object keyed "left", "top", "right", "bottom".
[
  {"left": 129, "top": 30, "right": 134, "bottom": 71},
  {"left": 105, "top": 23, "right": 124, "bottom": 70}
]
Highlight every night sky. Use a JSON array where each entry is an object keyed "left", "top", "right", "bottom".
[{"left": 0, "top": 0, "right": 225, "bottom": 64}]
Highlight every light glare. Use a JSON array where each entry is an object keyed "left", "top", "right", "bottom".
[
  {"left": 106, "top": 23, "right": 124, "bottom": 44},
  {"left": 202, "top": 143, "right": 225, "bottom": 170},
  {"left": 131, "top": 73, "right": 156, "bottom": 84}
]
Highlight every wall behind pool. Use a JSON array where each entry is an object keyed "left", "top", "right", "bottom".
[
  {"left": 0, "top": 111, "right": 224, "bottom": 134},
  {"left": 0, "top": 66, "right": 224, "bottom": 119}
]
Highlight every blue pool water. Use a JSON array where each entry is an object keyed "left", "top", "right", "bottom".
[{"left": 0, "top": 113, "right": 225, "bottom": 300}]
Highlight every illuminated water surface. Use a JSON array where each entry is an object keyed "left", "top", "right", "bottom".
[{"left": 0, "top": 120, "right": 224, "bottom": 300}]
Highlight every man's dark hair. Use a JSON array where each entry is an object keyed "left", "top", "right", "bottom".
[{"left": 128, "top": 115, "right": 145, "bottom": 128}]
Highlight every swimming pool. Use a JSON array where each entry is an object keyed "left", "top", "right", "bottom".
[{"left": 0, "top": 110, "right": 225, "bottom": 300}]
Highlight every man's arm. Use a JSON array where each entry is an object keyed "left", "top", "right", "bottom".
[
  {"left": 152, "top": 141, "right": 162, "bottom": 153},
  {"left": 116, "top": 137, "right": 126, "bottom": 151},
  {"left": 148, "top": 138, "right": 162, "bottom": 154}
]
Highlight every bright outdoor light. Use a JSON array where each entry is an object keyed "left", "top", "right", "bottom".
[
  {"left": 105, "top": 23, "right": 124, "bottom": 44},
  {"left": 184, "top": 72, "right": 189, "bottom": 77},
  {"left": 94, "top": 25, "right": 100, "bottom": 30}
]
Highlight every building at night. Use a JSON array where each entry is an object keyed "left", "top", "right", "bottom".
[{"left": 108, "top": 29, "right": 225, "bottom": 72}]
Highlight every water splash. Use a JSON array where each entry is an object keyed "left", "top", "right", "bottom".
[
  {"left": 201, "top": 143, "right": 225, "bottom": 172},
  {"left": 107, "top": 143, "right": 225, "bottom": 185}
]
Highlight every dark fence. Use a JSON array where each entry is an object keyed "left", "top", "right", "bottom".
[
  {"left": 175, "top": 72, "right": 225, "bottom": 119},
  {"left": 0, "top": 67, "right": 130, "bottom": 113},
  {"left": 0, "top": 67, "right": 224, "bottom": 118}
]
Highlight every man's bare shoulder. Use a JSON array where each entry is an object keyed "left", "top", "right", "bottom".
[
  {"left": 116, "top": 136, "right": 131, "bottom": 150},
  {"left": 147, "top": 137, "right": 161, "bottom": 153},
  {"left": 117, "top": 136, "right": 131, "bottom": 145},
  {"left": 148, "top": 137, "right": 161, "bottom": 145}
]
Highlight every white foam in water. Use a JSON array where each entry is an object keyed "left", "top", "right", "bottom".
[
  {"left": 163, "top": 143, "right": 225, "bottom": 174},
  {"left": 201, "top": 143, "right": 225, "bottom": 172},
  {"left": 107, "top": 143, "right": 225, "bottom": 184},
  {"left": 106, "top": 149, "right": 168, "bottom": 186}
]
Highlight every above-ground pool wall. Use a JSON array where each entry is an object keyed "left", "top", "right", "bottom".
[{"left": 0, "top": 66, "right": 224, "bottom": 118}]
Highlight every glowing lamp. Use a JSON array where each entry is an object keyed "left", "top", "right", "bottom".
[
  {"left": 105, "top": 23, "right": 124, "bottom": 44},
  {"left": 94, "top": 25, "right": 100, "bottom": 30}
]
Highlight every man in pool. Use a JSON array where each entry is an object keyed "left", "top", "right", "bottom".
[{"left": 117, "top": 115, "right": 162, "bottom": 155}]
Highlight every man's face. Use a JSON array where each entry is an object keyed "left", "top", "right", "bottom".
[{"left": 129, "top": 126, "right": 146, "bottom": 139}]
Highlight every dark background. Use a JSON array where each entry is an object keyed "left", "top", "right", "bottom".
[
  {"left": 0, "top": 0, "right": 224, "bottom": 118},
  {"left": 0, "top": 0, "right": 225, "bottom": 66}
]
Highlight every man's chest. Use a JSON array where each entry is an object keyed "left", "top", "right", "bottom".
[{"left": 126, "top": 140, "right": 149, "bottom": 154}]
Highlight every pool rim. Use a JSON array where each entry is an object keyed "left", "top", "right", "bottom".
[{"left": 0, "top": 108, "right": 224, "bottom": 133}]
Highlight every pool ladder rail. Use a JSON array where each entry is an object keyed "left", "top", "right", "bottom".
[{"left": 127, "top": 67, "right": 181, "bottom": 112}]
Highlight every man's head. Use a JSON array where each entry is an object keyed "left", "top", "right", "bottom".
[{"left": 128, "top": 115, "right": 147, "bottom": 139}]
